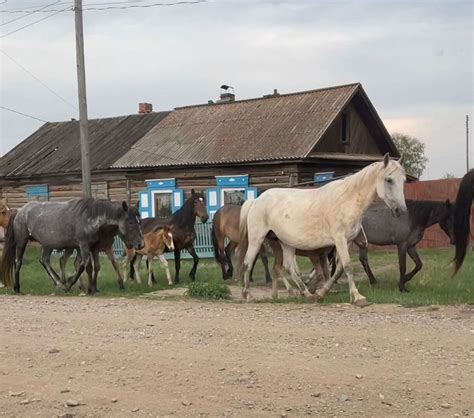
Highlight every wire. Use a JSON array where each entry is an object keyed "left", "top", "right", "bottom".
[
  {"left": 80, "top": 0, "right": 207, "bottom": 11},
  {"left": 0, "top": 49, "right": 77, "bottom": 110},
  {"left": 0, "top": 105, "right": 48, "bottom": 122},
  {"left": 0, "top": 6, "right": 70, "bottom": 38},
  {"left": 0, "top": 0, "right": 206, "bottom": 13},
  {"left": 0, "top": 1, "right": 60, "bottom": 27}
]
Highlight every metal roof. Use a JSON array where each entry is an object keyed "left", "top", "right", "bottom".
[
  {"left": 0, "top": 112, "right": 170, "bottom": 177},
  {"left": 112, "top": 83, "right": 361, "bottom": 168}
]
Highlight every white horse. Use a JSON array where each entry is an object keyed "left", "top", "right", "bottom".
[{"left": 238, "top": 154, "right": 407, "bottom": 306}]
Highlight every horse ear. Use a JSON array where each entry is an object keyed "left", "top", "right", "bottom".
[
  {"left": 383, "top": 153, "right": 390, "bottom": 167},
  {"left": 122, "top": 201, "right": 129, "bottom": 212},
  {"left": 398, "top": 153, "right": 404, "bottom": 166},
  {"left": 136, "top": 200, "right": 140, "bottom": 209},
  {"left": 191, "top": 189, "right": 196, "bottom": 197},
  {"left": 445, "top": 199, "right": 451, "bottom": 207}
]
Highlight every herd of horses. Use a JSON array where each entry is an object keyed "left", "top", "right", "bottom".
[{"left": 0, "top": 159, "right": 472, "bottom": 305}]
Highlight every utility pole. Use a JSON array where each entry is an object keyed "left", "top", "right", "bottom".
[
  {"left": 74, "top": 0, "right": 91, "bottom": 198},
  {"left": 467, "top": 115, "right": 470, "bottom": 173}
]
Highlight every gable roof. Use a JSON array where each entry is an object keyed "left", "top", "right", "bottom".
[
  {"left": 0, "top": 112, "right": 170, "bottom": 178},
  {"left": 112, "top": 83, "right": 376, "bottom": 168}
]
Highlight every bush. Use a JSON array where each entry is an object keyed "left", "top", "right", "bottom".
[{"left": 186, "top": 281, "right": 231, "bottom": 300}]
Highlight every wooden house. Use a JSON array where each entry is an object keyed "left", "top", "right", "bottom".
[{"left": 0, "top": 82, "right": 399, "bottom": 224}]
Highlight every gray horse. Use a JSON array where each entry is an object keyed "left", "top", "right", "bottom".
[
  {"left": 0, "top": 198, "right": 144, "bottom": 294},
  {"left": 354, "top": 199, "right": 454, "bottom": 292}
]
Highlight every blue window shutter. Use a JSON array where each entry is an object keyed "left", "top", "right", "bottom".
[
  {"left": 138, "top": 191, "right": 150, "bottom": 218},
  {"left": 206, "top": 188, "right": 219, "bottom": 218},
  {"left": 246, "top": 187, "right": 258, "bottom": 201},
  {"left": 172, "top": 189, "right": 184, "bottom": 213}
]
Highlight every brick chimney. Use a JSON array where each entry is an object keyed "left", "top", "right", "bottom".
[{"left": 138, "top": 102, "right": 153, "bottom": 114}]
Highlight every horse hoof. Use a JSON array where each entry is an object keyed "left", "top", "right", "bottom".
[
  {"left": 399, "top": 287, "right": 409, "bottom": 293},
  {"left": 354, "top": 298, "right": 371, "bottom": 308}
]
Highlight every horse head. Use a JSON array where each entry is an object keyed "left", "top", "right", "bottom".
[
  {"left": 162, "top": 225, "right": 175, "bottom": 251},
  {"left": 191, "top": 189, "right": 209, "bottom": 223},
  {"left": 375, "top": 153, "right": 407, "bottom": 218},
  {"left": 118, "top": 200, "right": 144, "bottom": 250},
  {"left": 438, "top": 199, "right": 455, "bottom": 245}
]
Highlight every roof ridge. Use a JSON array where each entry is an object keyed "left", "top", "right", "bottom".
[
  {"left": 174, "top": 82, "right": 361, "bottom": 110},
  {"left": 48, "top": 111, "right": 171, "bottom": 124}
]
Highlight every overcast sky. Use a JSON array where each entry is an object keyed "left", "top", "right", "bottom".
[{"left": 1, "top": 0, "right": 473, "bottom": 179}]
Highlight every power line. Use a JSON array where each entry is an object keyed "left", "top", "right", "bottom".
[
  {"left": 0, "top": 6, "right": 70, "bottom": 38},
  {"left": 0, "top": 0, "right": 206, "bottom": 13},
  {"left": 0, "top": 1, "right": 60, "bottom": 27},
  {"left": 0, "top": 105, "right": 48, "bottom": 122},
  {"left": 0, "top": 49, "right": 77, "bottom": 110}
]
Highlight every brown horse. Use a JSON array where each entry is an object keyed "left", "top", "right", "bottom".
[
  {"left": 140, "top": 189, "right": 209, "bottom": 283},
  {"left": 59, "top": 225, "right": 124, "bottom": 294},
  {"left": 123, "top": 225, "right": 175, "bottom": 286},
  {"left": 211, "top": 205, "right": 272, "bottom": 283},
  {"left": 0, "top": 198, "right": 12, "bottom": 232}
]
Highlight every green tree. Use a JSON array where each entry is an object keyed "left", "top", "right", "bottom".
[{"left": 391, "top": 133, "right": 428, "bottom": 178}]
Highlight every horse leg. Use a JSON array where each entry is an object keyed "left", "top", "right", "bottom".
[
  {"left": 359, "top": 246, "right": 377, "bottom": 285},
  {"left": 88, "top": 250, "right": 100, "bottom": 294},
  {"left": 259, "top": 247, "right": 272, "bottom": 284},
  {"left": 39, "top": 247, "right": 67, "bottom": 291},
  {"left": 188, "top": 246, "right": 199, "bottom": 281},
  {"left": 133, "top": 254, "right": 143, "bottom": 284},
  {"left": 242, "top": 241, "right": 264, "bottom": 301},
  {"left": 397, "top": 245, "right": 409, "bottom": 292},
  {"left": 106, "top": 247, "right": 124, "bottom": 290},
  {"left": 174, "top": 249, "right": 181, "bottom": 284},
  {"left": 147, "top": 254, "right": 154, "bottom": 287},
  {"left": 270, "top": 240, "right": 294, "bottom": 299},
  {"left": 146, "top": 258, "right": 157, "bottom": 284},
  {"left": 13, "top": 240, "right": 28, "bottom": 294},
  {"left": 158, "top": 254, "right": 173, "bottom": 285},
  {"left": 281, "top": 244, "right": 312, "bottom": 298},
  {"left": 59, "top": 248, "right": 73, "bottom": 284},
  {"left": 321, "top": 238, "right": 368, "bottom": 306},
  {"left": 224, "top": 241, "right": 237, "bottom": 279},
  {"left": 72, "top": 254, "right": 87, "bottom": 291},
  {"left": 404, "top": 246, "right": 423, "bottom": 285},
  {"left": 65, "top": 245, "right": 90, "bottom": 291}
]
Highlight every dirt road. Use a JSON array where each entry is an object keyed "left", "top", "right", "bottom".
[{"left": 1, "top": 296, "right": 473, "bottom": 417}]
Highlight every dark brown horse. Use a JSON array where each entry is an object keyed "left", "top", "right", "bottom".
[
  {"left": 211, "top": 204, "right": 272, "bottom": 283},
  {"left": 453, "top": 169, "right": 474, "bottom": 273},
  {"left": 137, "top": 189, "right": 209, "bottom": 283}
]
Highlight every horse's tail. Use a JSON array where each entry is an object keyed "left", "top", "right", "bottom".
[
  {"left": 211, "top": 224, "right": 222, "bottom": 263},
  {"left": 0, "top": 211, "right": 17, "bottom": 288},
  {"left": 453, "top": 169, "right": 474, "bottom": 274},
  {"left": 236, "top": 200, "right": 254, "bottom": 279}
]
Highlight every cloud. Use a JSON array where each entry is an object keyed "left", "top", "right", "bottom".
[{"left": 1, "top": 0, "right": 473, "bottom": 179}]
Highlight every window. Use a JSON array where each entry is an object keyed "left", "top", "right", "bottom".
[
  {"left": 222, "top": 188, "right": 245, "bottom": 206},
  {"left": 341, "top": 112, "right": 349, "bottom": 143},
  {"left": 26, "top": 185, "right": 48, "bottom": 201},
  {"left": 139, "top": 179, "right": 184, "bottom": 219},
  {"left": 314, "top": 172, "right": 334, "bottom": 187},
  {"left": 207, "top": 175, "right": 258, "bottom": 217},
  {"left": 153, "top": 191, "right": 172, "bottom": 219}
]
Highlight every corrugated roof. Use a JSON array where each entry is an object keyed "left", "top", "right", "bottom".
[
  {"left": 112, "top": 83, "right": 360, "bottom": 168},
  {"left": 0, "top": 112, "right": 170, "bottom": 177}
]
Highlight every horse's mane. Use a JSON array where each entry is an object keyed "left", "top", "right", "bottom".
[
  {"left": 171, "top": 192, "right": 202, "bottom": 228},
  {"left": 453, "top": 169, "right": 474, "bottom": 273},
  {"left": 71, "top": 198, "right": 122, "bottom": 219}
]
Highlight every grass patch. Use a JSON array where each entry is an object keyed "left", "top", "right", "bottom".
[
  {"left": 0, "top": 245, "right": 472, "bottom": 306},
  {"left": 186, "top": 280, "right": 231, "bottom": 300}
]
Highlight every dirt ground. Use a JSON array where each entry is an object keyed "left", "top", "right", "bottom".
[{"left": 0, "top": 296, "right": 473, "bottom": 418}]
